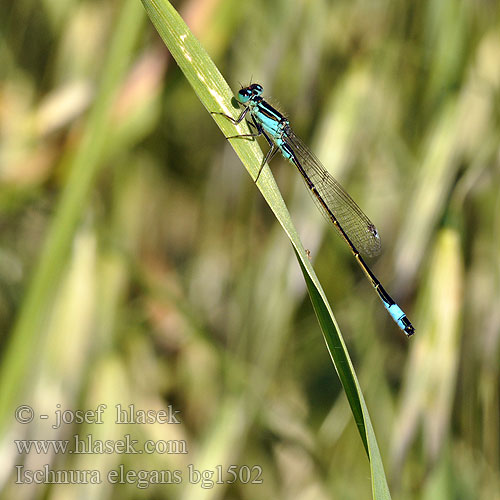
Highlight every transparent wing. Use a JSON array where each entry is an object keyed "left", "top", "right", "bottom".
[{"left": 283, "top": 126, "right": 381, "bottom": 258}]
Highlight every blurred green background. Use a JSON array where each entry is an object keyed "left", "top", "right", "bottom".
[{"left": 1, "top": 0, "right": 499, "bottom": 498}]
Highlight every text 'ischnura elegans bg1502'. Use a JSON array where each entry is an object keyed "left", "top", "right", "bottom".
[{"left": 213, "top": 84, "right": 414, "bottom": 337}]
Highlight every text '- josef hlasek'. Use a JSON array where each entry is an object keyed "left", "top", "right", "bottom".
[{"left": 45, "top": 404, "right": 180, "bottom": 429}]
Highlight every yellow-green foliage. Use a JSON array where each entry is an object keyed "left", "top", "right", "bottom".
[{"left": 0, "top": 1, "right": 499, "bottom": 499}]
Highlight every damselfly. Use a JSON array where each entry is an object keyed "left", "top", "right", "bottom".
[{"left": 213, "top": 84, "right": 414, "bottom": 337}]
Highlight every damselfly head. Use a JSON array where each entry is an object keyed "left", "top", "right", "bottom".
[{"left": 237, "top": 83, "right": 263, "bottom": 104}]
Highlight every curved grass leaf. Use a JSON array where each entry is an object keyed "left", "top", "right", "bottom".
[{"left": 141, "top": 1, "right": 391, "bottom": 497}]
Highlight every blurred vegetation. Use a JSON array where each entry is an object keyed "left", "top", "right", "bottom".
[{"left": 1, "top": 0, "right": 499, "bottom": 499}]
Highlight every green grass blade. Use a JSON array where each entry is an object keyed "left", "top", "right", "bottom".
[
  {"left": 141, "top": 1, "right": 391, "bottom": 497},
  {"left": 296, "top": 250, "right": 390, "bottom": 498}
]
